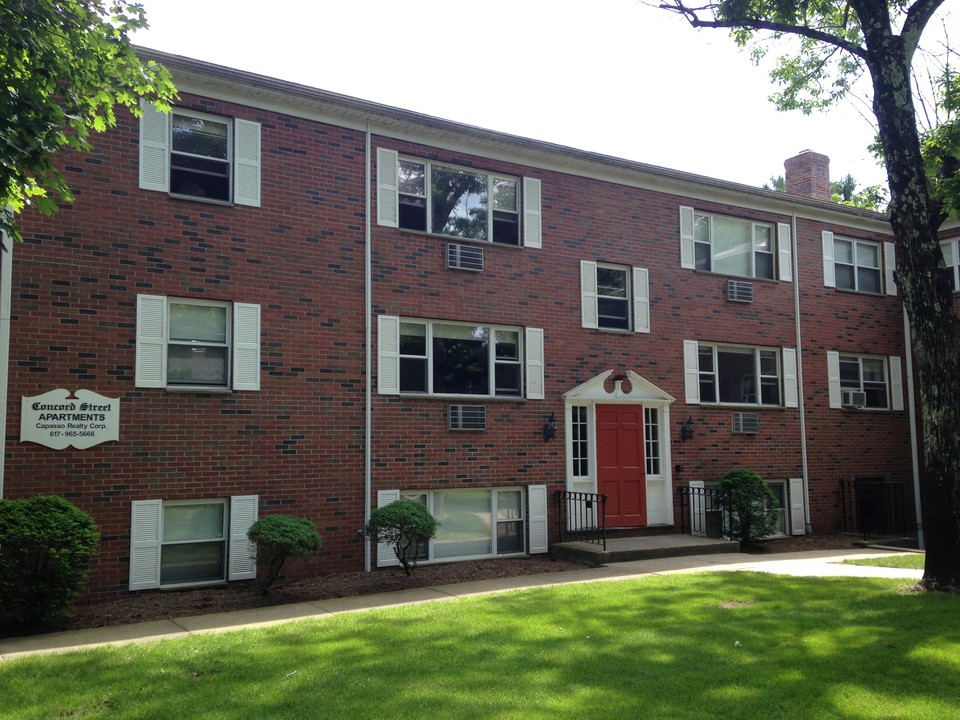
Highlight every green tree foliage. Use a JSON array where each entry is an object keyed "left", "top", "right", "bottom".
[
  {"left": 922, "top": 68, "right": 960, "bottom": 218},
  {"left": 717, "top": 469, "right": 780, "bottom": 546},
  {"left": 655, "top": 0, "right": 960, "bottom": 591},
  {"left": 365, "top": 500, "right": 439, "bottom": 576},
  {"left": 0, "top": 0, "right": 176, "bottom": 241},
  {"left": 0, "top": 495, "right": 99, "bottom": 627},
  {"left": 247, "top": 515, "right": 323, "bottom": 594},
  {"left": 765, "top": 173, "right": 888, "bottom": 209}
]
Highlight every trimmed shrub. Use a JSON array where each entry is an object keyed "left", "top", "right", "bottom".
[
  {"left": 365, "top": 500, "right": 439, "bottom": 576},
  {"left": 718, "top": 469, "right": 780, "bottom": 546},
  {"left": 0, "top": 495, "right": 99, "bottom": 627},
  {"left": 247, "top": 514, "right": 323, "bottom": 594}
]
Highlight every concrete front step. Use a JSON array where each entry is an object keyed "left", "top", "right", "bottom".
[{"left": 551, "top": 534, "right": 740, "bottom": 567}]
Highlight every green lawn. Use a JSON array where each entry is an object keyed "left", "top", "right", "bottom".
[
  {"left": 3, "top": 572, "right": 958, "bottom": 719},
  {"left": 844, "top": 554, "right": 926, "bottom": 570}
]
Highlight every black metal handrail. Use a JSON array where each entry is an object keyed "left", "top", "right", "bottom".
[
  {"left": 554, "top": 491, "right": 607, "bottom": 550},
  {"left": 678, "top": 485, "right": 732, "bottom": 538},
  {"left": 840, "top": 478, "right": 907, "bottom": 539}
]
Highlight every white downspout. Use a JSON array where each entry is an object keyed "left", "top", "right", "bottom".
[
  {"left": 364, "top": 125, "right": 373, "bottom": 571},
  {"left": 792, "top": 213, "right": 812, "bottom": 533},
  {"left": 903, "top": 307, "right": 924, "bottom": 549},
  {"left": 0, "top": 231, "right": 12, "bottom": 498}
]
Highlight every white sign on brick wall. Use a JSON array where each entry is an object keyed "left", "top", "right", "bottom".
[{"left": 21, "top": 389, "right": 120, "bottom": 450}]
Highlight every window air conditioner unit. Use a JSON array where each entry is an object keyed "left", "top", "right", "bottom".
[
  {"left": 448, "top": 404, "right": 487, "bottom": 430},
  {"left": 732, "top": 411, "right": 760, "bottom": 434},
  {"left": 841, "top": 389, "right": 867, "bottom": 408},
  {"left": 727, "top": 279, "right": 754, "bottom": 303},
  {"left": 447, "top": 243, "right": 484, "bottom": 272}
]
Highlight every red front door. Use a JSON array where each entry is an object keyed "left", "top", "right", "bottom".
[{"left": 596, "top": 404, "right": 647, "bottom": 527}]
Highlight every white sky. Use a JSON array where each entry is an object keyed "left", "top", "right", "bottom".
[{"left": 131, "top": 0, "right": 895, "bottom": 190}]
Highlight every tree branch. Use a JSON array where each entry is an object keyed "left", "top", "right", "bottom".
[{"left": 901, "top": 0, "right": 947, "bottom": 61}]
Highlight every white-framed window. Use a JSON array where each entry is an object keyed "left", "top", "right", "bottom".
[
  {"left": 684, "top": 341, "right": 798, "bottom": 407},
  {"left": 376, "top": 487, "right": 536, "bottom": 566},
  {"left": 571, "top": 406, "right": 589, "bottom": 478},
  {"left": 376, "top": 148, "right": 542, "bottom": 248},
  {"left": 826, "top": 352, "right": 903, "bottom": 411},
  {"left": 941, "top": 239, "right": 960, "bottom": 292},
  {"left": 378, "top": 316, "right": 544, "bottom": 399},
  {"left": 129, "top": 495, "right": 258, "bottom": 590},
  {"left": 580, "top": 260, "right": 650, "bottom": 333},
  {"left": 644, "top": 407, "right": 661, "bottom": 475},
  {"left": 135, "top": 294, "right": 261, "bottom": 391},
  {"left": 822, "top": 231, "right": 896, "bottom": 295},
  {"left": 680, "top": 207, "right": 791, "bottom": 281},
  {"left": 139, "top": 100, "right": 261, "bottom": 207}
]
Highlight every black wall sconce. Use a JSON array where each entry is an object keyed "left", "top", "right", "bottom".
[
  {"left": 679, "top": 415, "right": 696, "bottom": 442},
  {"left": 543, "top": 412, "right": 558, "bottom": 441}
]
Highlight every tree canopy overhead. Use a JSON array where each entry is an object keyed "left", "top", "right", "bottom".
[
  {"left": 654, "top": 0, "right": 960, "bottom": 591},
  {"left": 0, "top": 0, "right": 176, "bottom": 241}
]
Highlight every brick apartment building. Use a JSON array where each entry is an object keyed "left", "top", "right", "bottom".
[{"left": 2, "top": 49, "right": 949, "bottom": 598}]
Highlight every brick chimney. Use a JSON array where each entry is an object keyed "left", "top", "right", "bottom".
[{"left": 784, "top": 150, "right": 831, "bottom": 201}]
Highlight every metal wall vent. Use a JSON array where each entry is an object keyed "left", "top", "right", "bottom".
[
  {"left": 732, "top": 411, "right": 760, "bottom": 434},
  {"left": 449, "top": 404, "right": 487, "bottom": 431},
  {"left": 727, "top": 279, "right": 754, "bottom": 303},
  {"left": 447, "top": 243, "right": 484, "bottom": 272}
]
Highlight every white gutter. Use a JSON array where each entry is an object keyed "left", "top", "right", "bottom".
[
  {"left": 364, "top": 125, "right": 373, "bottom": 571},
  {"left": 0, "top": 231, "right": 11, "bottom": 497},
  {"left": 792, "top": 213, "right": 812, "bottom": 533},
  {"left": 903, "top": 307, "right": 924, "bottom": 549}
]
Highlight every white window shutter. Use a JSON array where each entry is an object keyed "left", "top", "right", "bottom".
[
  {"left": 232, "top": 303, "right": 261, "bottom": 391},
  {"left": 129, "top": 500, "right": 162, "bottom": 590},
  {"left": 139, "top": 100, "right": 169, "bottom": 192},
  {"left": 376, "top": 490, "right": 401, "bottom": 567},
  {"left": 778, "top": 223, "right": 793, "bottom": 282},
  {"left": 376, "top": 148, "right": 399, "bottom": 227},
  {"left": 233, "top": 119, "right": 262, "bottom": 207},
  {"left": 683, "top": 340, "right": 700, "bottom": 404},
  {"left": 528, "top": 484, "right": 549, "bottom": 554},
  {"left": 229, "top": 495, "right": 259, "bottom": 581},
  {"left": 525, "top": 327, "right": 545, "bottom": 400},
  {"left": 633, "top": 267, "right": 650, "bottom": 334},
  {"left": 827, "top": 351, "right": 842, "bottom": 408},
  {"left": 679, "top": 206, "right": 695, "bottom": 269},
  {"left": 580, "top": 260, "right": 598, "bottom": 329},
  {"left": 523, "top": 177, "right": 542, "bottom": 249},
  {"left": 884, "top": 242, "right": 897, "bottom": 296},
  {"left": 889, "top": 356, "right": 904, "bottom": 411},
  {"left": 782, "top": 347, "right": 798, "bottom": 408},
  {"left": 788, "top": 478, "right": 806, "bottom": 536},
  {"left": 136, "top": 294, "right": 167, "bottom": 388},
  {"left": 377, "top": 315, "right": 401, "bottom": 394},
  {"left": 822, "top": 231, "right": 836, "bottom": 287}
]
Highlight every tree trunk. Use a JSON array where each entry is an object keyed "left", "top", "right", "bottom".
[{"left": 864, "top": 26, "right": 960, "bottom": 591}]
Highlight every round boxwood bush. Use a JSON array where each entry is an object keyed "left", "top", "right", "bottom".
[
  {"left": 717, "top": 469, "right": 779, "bottom": 547},
  {"left": 247, "top": 514, "right": 323, "bottom": 594},
  {"left": 365, "top": 499, "right": 439, "bottom": 576},
  {"left": 0, "top": 495, "right": 99, "bottom": 627}
]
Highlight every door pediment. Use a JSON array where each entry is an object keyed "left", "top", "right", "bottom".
[{"left": 563, "top": 370, "right": 675, "bottom": 404}]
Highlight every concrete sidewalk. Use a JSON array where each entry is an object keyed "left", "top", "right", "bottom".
[{"left": 0, "top": 548, "right": 922, "bottom": 661}]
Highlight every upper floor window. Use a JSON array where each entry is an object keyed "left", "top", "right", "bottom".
[
  {"left": 694, "top": 213, "right": 774, "bottom": 279},
  {"left": 941, "top": 239, "right": 960, "bottom": 292},
  {"left": 683, "top": 341, "right": 798, "bottom": 408},
  {"left": 822, "top": 231, "right": 896, "bottom": 296},
  {"left": 135, "top": 294, "right": 261, "bottom": 391},
  {"left": 377, "top": 316, "right": 544, "bottom": 400},
  {"left": 580, "top": 260, "right": 650, "bottom": 333},
  {"left": 827, "top": 351, "right": 903, "bottom": 411},
  {"left": 376, "top": 148, "right": 542, "bottom": 249},
  {"left": 139, "top": 100, "right": 261, "bottom": 207}
]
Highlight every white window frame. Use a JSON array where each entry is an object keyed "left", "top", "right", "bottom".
[
  {"left": 683, "top": 340, "right": 799, "bottom": 408},
  {"left": 822, "top": 231, "right": 896, "bottom": 295},
  {"left": 580, "top": 260, "right": 650, "bottom": 333},
  {"left": 139, "top": 100, "right": 261, "bottom": 207},
  {"left": 679, "top": 207, "right": 788, "bottom": 281},
  {"left": 376, "top": 148, "right": 541, "bottom": 248},
  {"left": 826, "top": 351, "right": 903, "bottom": 411},
  {"left": 378, "top": 316, "right": 543, "bottom": 399},
  {"left": 129, "top": 495, "right": 258, "bottom": 590},
  {"left": 941, "top": 239, "right": 960, "bottom": 292},
  {"left": 135, "top": 294, "right": 261, "bottom": 391},
  {"left": 376, "top": 487, "right": 531, "bottom": 567}
]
